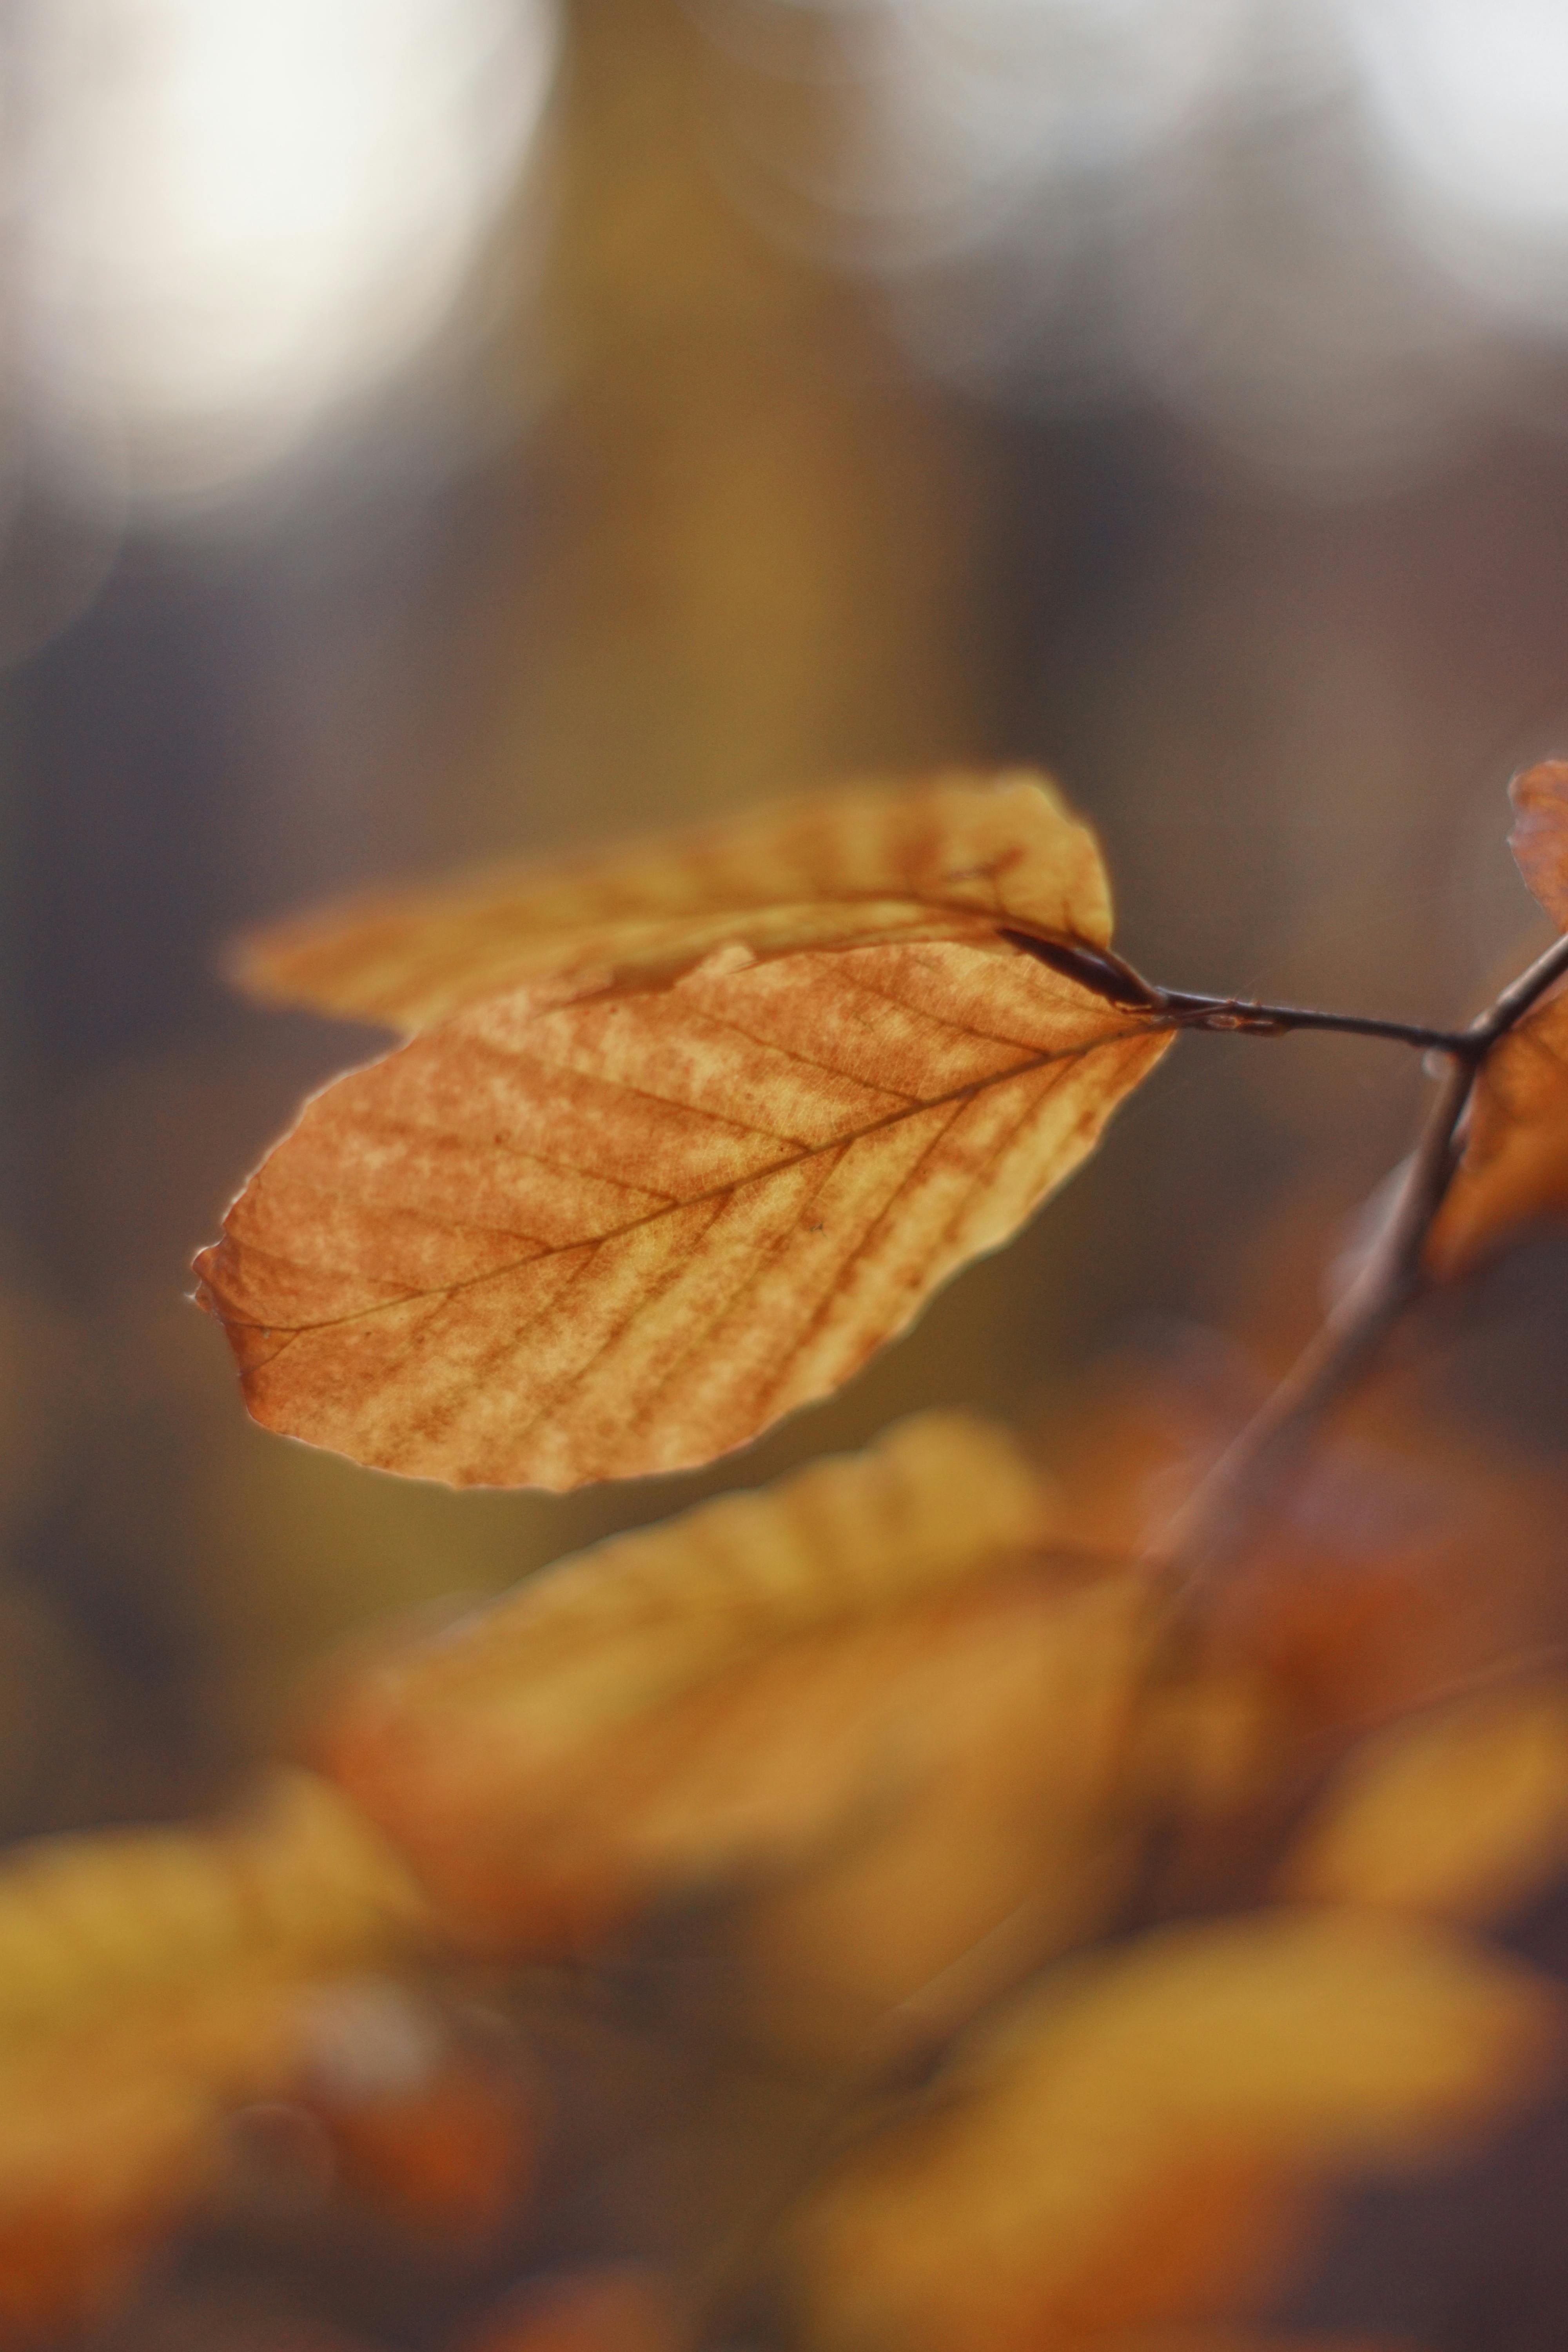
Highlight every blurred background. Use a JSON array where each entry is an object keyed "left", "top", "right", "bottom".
[
  {"left": 5, "top": 0, "right": 1568, "bottom": 1860},
  {"left": 14, "top": 2, "right": 1568, "bottom": 2342}
]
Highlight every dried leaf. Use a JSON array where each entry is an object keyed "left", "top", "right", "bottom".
[
  {"left": 1426, "top": 990, "right": 1568, "bottom": 1278},
  {"left": 461, "top": 2269, "right": 687, "bottom": 2352},
  {"left": 741, "top": 1578, "right": 1149, "bottom": 2060},
  {"left": 1281, "top": 1685, "right": 1568, "bottom": 1924},
  {"left": 320, "top": 1414, "right": 1150, "bottom": 1953},
  {"left": 794, "top": 1911, "right": 1559, "bottom": 2352},
  {"left": 195, "top": 933, "right": 1169, "bottom": 1486},
  {"left": 1508, "top": 758, "right": 1568, "bottom": 932},
  {"left": 1420, "top": 758, "right": 1568, "bottom": 1276},
  {"left": 234, "top": 773, "right": 1114, "bottom": 1031},
  {"left": 1083, "top": 2336, "right": 1419, "bottom": 2351},
  {"left": 0, "top": 1771, "right": 426, "bottom": 2333}
]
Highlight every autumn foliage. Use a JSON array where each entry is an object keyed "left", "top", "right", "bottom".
[
  {"left": 192, "top": 778, "right": 1170, "bottom": 1486},
  {"left": 13, "top": 765, "right": 1568, "bottom": 2343}
]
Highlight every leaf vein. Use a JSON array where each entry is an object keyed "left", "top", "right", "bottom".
[{"left": 209, "top": 1022, "right": 1164, "bottom": 1340}]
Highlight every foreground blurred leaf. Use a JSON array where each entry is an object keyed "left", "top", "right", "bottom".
[
  {"left": 320, "top": 1413, "right": 1152, "bottom": 1953},
  {"left": 1281, "top": 1684, "right": 1568, "bottom": 1924},
  {"left": 0, "top": 1771, "right": 426, "bottom": 2335},
  {"left": 1081, "top": 2336, "right": 1419, "bottom": 2350},
  {"left": 794, "top": 1911, "right": 1559, "bottom": 2352},
  {"left": 234, "top": 773, "right": 1114, "bottom": 1030},
  {"left": 1077, "top": 2337, "right": 1419, "bottom": 2351},
  {"left": 196, "top": 923, "right": 1168, "bottom": 1487},
  {"left": 1506, "top": 758, "right": 1568, "bottom": 933},
  {"left": 461, "top": 2268, "right": 687, "bottom": 2352},
  {"left": 740, "top": 1583, "right": 1160, "bottom": 2060}
]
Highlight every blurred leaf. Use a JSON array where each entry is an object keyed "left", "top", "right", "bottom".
[
  {"left": 1421, "top": 758, "right": 1568, "bottom": 1279},
  {"left": 740, "top": 1573, "right": 1156, "bottom": 2059},
  {"left": 1508, "top": 759, "right": 1568, "bottom": 933},
  {"left": 234, "top": 773, "right": 1114, "bottom": 1031},
  {"left": 793, "top": 1911, "right": 1559, "bottom": 2352},
  {"left": 1280, "top": 1684, "right": 1568, "bottom": 1924},
  {"left": 460, "top": 2267, "right": 686, "bottom": 2352},
  {"left": 318, "top": 1412, "right": 1149, "bottom": 1953},
  {"left": 196, "top": 892, "right": 1169, "bottom": 1487},
  {"left": 314, "top": 2053, "right": 536, "bottom": 2242},
  {"left": 1427, "top": 992, "right": 1568, "bottom": 1278},
  {"left": 292, "top": 1974, "right": 539, "bottom": 2243},
  {"left": 1080, "top": 2336, "right": 1420, "bottom": 2350},
  {"left": 0, "top": 1771, "right": 427, "bottom": 2335}
]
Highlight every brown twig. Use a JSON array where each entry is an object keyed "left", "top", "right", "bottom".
[
  {"left": 997, "top": 925, "right": 1481, "bottom": 1053},
  {"left": 681, "top": 924, "right": 1568, "bottom": 2344},
  {"left": 1151, "top": 927, "right": 1568, "bottom": 1600}
]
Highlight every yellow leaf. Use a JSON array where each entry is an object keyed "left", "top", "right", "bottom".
[
  {"left": 794, "top": 1911, "right": 1559, "bottom": 2352},
  {"left": 0, "top": 1770, "right": 426, "bottom": 2333},
  {"left": 234, "top": 772, "right": 1115, "bottom": 1031},
  {"left": 740, "top": 1576, "right": 1148, "bottom": 2061},
  {"left": 194, "top": 935, "right": 1170, "bottom": 1486},
  {"left": 1507, "top": 757, "right": 1568, "bottom": 933},
  {"left": 319, "top": 1413, "right": 1147, "bottom": 1954},
  {"left": 1280, "top": 1685, "right": 1568, "bottom": 1924}
]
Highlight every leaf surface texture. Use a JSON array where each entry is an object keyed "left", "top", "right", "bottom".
[
  {"left": 196, "top": 939, "right": 1170, "bottom": 1486},
  {"left": 1507, "top": 757, "right": 1568, "bottom": 932},
  {"left": 236, "top": 772, "right": 1113, "bottom": 1030}
]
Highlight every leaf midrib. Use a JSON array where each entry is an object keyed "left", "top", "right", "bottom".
[{"left": 208, "top": 1016, "right": 1165, "bottom": 1346}]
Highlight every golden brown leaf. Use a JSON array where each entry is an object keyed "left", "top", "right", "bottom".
[
  {"left": 319, "top": 1414, "right": 1152, "bottom": 1954},
  {"left": 740, "top": 1575, "right": 1151, "bottom": 2060},
  {"left": 0, "top": 1770, "right": 426, "bottom": 2334},
  {"left": 1281, "top": 1685, "right": 1568, "bottom": 1924},
  {"left": 1426, "top": 989, "right": 1568, "bottom": 1277},
  {"left": 793, "top": 1911, "right": 1559, "bottom": 2352},
  {"left": 234, "top": 773, "right": 1114, "bottom": 1031},
  {"left": 195, "top": 934, "right": 1169, "bottom": 1487},
  {"left": 1508, "top": 757, "right": 1568, "bottom": 932}
]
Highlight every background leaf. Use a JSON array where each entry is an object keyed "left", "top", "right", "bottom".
[
  {"left": 1279, "top": 1685, "right": 1568, "bottom": 1925},
  {"left": 0, "top": 1771, "right": 426, "bottom": 2334},
  {"left": 793, "top": 1913, "right": 1560, "bottom": 2352},
  {"left": 317, "top": 1412, "right": 1147, "bottom": 1953},
  {"left": 1426, "top": 993, "right": 1568, "bottom": 1278}
]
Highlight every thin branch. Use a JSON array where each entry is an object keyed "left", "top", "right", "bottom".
[
  {"left": 1152, "top": 930, "right": 1568, "bottom": 1599},
  {"left": 1469, "top": 926, "right": 1568, "bottom": 1040},
  {"left": 677, "top": 920, "right": 1568, "bottom": 2347},
  {"left": 1156, "top": 989, "right": 1478, "bottom": 1057},
  {"left": 996, "top": 927, "right": 1482, "bottom": 1055}
]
